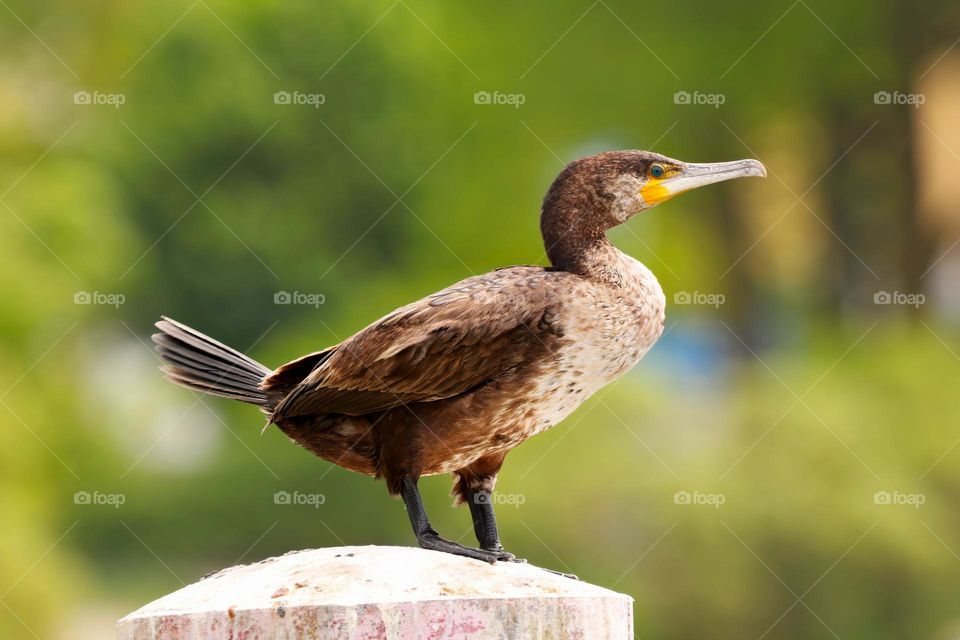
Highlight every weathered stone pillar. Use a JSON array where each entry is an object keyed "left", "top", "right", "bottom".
[{"left": 118, "top": 545, "right": 633, "bottom": 639}]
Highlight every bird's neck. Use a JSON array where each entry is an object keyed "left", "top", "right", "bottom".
[
  {"left": 540, "top": 175, "right": 646, "bottom": 288},
  {"left": 539, "top": 195, "right": 625, "bottom": 285},
  {"left": 542, "top": 221, "right": 634, "bottom": 288}
]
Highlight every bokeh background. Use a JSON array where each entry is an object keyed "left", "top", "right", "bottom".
[{"left": 2, "top": 1, "right": 959, "bottom": 638}]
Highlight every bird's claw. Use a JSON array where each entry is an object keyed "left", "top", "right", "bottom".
[
  {"left": 541, "top": 568, "right": 578, "bottom": 580},
  {"left": 482, "top": 547, "right": 525, "bottom": 563},
  {"left": 417, "top": 532, "right": 504, "bottom": 564},
  {"left": 483, "top": 548, "right": 575, "bottom": 579},
  {"left": 415, "top": 529, "right": 573, "bottom": 578}
]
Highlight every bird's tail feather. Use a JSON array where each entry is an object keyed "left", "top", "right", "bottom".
[{"left": 152, "top": 316, "right": 272, "bottom": 408}]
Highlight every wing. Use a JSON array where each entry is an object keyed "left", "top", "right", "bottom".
[{"left": 268, "top": 267, "right": 564, "bottom": 420}]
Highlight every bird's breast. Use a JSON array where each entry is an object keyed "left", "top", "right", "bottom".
[{"left": 499, "top": 259, "right": 665, "bottom": 441}]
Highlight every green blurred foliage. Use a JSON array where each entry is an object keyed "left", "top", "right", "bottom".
[{"left": 1, "top": 0, "right": 959, "bottom": 638}]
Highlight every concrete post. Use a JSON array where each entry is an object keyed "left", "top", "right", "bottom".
[{"left": 118, "top": 545, "right": 633, "bottom": 639}]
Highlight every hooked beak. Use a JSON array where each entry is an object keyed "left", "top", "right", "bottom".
[{"left": 640, "top": 159, "right": 767, "bottom": 206}]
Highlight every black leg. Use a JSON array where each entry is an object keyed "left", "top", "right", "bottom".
[
  {"left": 400, "top": 477, "right": 512, "bottom": 564},
  {"left": 466, "top": 488, "right": 517, "bottom": 559},
  {"left": 466, "top": 487, "right": 577, "bottom": 579}
]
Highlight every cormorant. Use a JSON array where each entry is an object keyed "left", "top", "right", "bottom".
[{"left": 153, "top": 150, "right": 765, "bottom": 571}]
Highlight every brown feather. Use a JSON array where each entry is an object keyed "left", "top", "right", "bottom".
[{"left": 269, "top": 266, "right": 562, "bottom": 421}]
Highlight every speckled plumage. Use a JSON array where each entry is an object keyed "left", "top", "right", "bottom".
[
  {"left": 154, "top": 150, "right": 764, "bottom": 513},
  {"left": 265, "top": 257, "right": 664, "bottom": 499},
  {"left": 258, "top": 151, "right": 669, "bottom": 502}
]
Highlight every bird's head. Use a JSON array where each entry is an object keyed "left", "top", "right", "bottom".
[{"left": 542, "top": 149, "right": 767, "bottom": 232}]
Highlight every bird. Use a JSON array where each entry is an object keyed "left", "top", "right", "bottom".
[{"left": 153, "top": 150, "right": 765, "bottom": 572}]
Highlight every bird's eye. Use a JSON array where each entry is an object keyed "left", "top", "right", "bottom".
[{"left": 649, "top": 163, "right": 665, "bottom": 179}]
